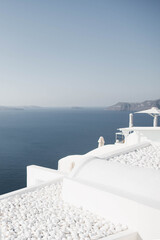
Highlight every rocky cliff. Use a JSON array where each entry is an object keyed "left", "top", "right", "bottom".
[{"left": 106, "top": 99, "right": 160, "bottom": 111}]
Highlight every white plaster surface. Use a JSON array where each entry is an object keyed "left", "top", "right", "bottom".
[
  {"left": 62, "top": 178, "right": 160, "bottom": 240},
  {"left": 69, "top": 143, "right": 160, "bottom": 208},
  {"left": 27, "top": 165, "right": 64, "bottom": 187},
  {"left": 72, "top": 160, "right": 160, "bottom": 209},
  {"left": 87, "top": 144, "right": 129, "bottom": 157},
  {"left": 101, "top": 230, "right": 141, "bottom": 240},
  {"left": 58, "top": 155, "right": 84, "bottom": 174},
  {"left": 119, "top": 127, "right": 160, "bottom": 143},
  {"left": 0, "top": 181, "right": 128, "bottom": 240}
]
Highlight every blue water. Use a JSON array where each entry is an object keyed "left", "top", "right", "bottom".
[{"left": 0, "top": 108, "right": 156, "bottom": 195}]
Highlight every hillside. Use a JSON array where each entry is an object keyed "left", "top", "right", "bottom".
[{"left": 106, "top": 99, "right": 160, "bottom": 111}]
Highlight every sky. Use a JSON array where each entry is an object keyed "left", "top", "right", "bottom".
[{"left": 0, "top": 0, "right": 160, "bottom": 107}]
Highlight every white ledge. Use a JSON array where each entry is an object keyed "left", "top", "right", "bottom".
[{"left": 27, "top": 165, "right": 65, "bottom": 187}]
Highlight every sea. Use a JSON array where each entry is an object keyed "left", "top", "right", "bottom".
[{"left": 0, "top": 108, "right": 156, "bottom": 195}]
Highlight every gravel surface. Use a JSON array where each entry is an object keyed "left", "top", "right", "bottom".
[
  {"left": 108, "top": 145, "right": 160, "bottom": 170},
  {"left": 0, "top": 181, "right": 127, "bottom": 240}
]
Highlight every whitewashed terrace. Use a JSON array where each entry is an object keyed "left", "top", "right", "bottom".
[{"left": 0, "top": 181, "right": 127, "bottom": 240}]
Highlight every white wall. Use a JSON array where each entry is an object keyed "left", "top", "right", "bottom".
[
  {"left": 101, "top": 231, "right": 141, "bottom": 240},
  {"left": 139, "top": 129, "right": 160, "bottom": 143},
  {"left": 58, "top": 155, "right": 83, "bottom": 174},
  {"left": 0, "top": 178, "right": 63, "bottom": 200},
  {"left": 27, "top": 165, "right": 64, "bottom": 187},
  {"left": 62, "top": 178, "right": 160, "bottom": 240}
]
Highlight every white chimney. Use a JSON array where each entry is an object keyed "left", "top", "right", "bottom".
[
  {"left": 98, "top": 136, "right": 105, "bottom": 148},
  {"left": 153, "top": 115, "right": 158, "bottom": 127},
  {"left": 129, "top": 113, "right": 133, "bottom": 128}
]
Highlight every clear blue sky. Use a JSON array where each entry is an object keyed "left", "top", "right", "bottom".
[{"left": 0, "top": 0, "right": 160, "bottom": 107}]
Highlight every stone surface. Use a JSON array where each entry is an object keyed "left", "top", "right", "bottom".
[
  {"left": 108, "top": 145, "right": 160, "bottom": 170},
  {"left": 0, "top": 181, "right": 127, "bottom": 240}
]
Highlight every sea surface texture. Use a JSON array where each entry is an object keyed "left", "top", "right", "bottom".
[{"left": 0, "top": 108, "right": 155, "bottom": 195}]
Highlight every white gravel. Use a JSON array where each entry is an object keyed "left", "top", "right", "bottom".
[
  {"left": 0, "top": 181, "right": 127, "bottom": 240},
  {"left": 108, "top": 144, "right": 160, "bottom": 170}
]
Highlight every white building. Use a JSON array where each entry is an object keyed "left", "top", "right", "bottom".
[{"left": 0, "top": 109, "right": 160, "bottom": 240}]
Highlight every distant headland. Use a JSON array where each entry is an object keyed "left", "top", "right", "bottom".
[{"left": 106, "top": 99, "right": 160, "bottom": 112}]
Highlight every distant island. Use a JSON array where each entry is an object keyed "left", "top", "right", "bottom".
[
  {"left": 106, "top": 99, "right": 160, "bottom": 112},
  {"left": 0, "top": 106, "right": 43, "bottom": 111},
  {"left": 1, "top": 99, "right": 160, "bottom": 111}
]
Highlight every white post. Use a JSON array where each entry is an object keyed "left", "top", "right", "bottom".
[
  {"left": 129, "top": 113, "right": 133, "bottom": 128},
  {"left": 98, "top": 136, "right": 105, "bottom": 148},
  {"left": 153, "top": 115, "right": 158, "bottom": 127}
]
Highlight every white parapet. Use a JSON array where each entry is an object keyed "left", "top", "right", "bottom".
[
  {"left": 58, "top": 155, "right": 85, "bottom": 174},
  {"left": 27, "top": 165, "right": 64, "bottom": 187}
]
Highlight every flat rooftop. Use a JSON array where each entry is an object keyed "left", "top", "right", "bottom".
[{"left": 119, "top": 127, "right": 160, "bottom": 131}]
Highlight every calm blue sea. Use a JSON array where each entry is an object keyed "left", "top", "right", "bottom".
[{"left": 0, "top": 108, "right": 156, "bottom": 195}]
